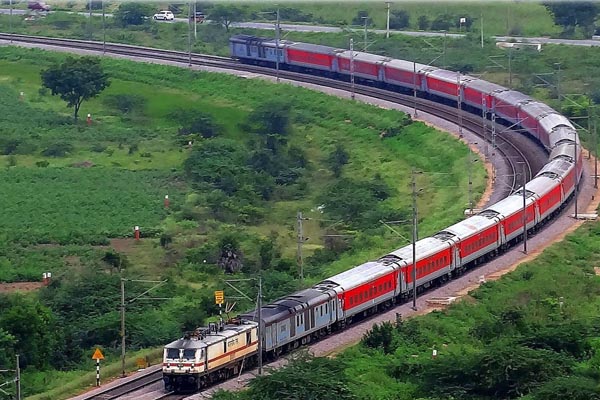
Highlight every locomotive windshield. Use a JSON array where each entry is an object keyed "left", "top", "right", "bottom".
[
  {"left": 166, "top": 348, "right": 179, "bottom": 359},
  {"left": 183, "top": 349, "right": 196, "bottom": 359}
]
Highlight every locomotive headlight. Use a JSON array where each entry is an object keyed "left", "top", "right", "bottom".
[
  {"left": 167, "top": 363, "right": 171, "bottom": 367},
  {"left": 191, "top": 363, "right": 195, "bottom": 368}
]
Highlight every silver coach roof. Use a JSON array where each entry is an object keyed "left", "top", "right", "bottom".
[
  {"left": 463, "top": 78, "right": 507, "bottom": 94},
  {"left": 383, "top": 58, "right": 429, "bottom": 72},
  {"left": 321, "top": 260, "right": 397, "bottom": 290},
  {"left": 439, "top": 215, "right": 499, "bottom": 239},
  {"left": 519, "top": 101, "right": 556, "bottom": 119},
  {"left": 386, "top": 237, "right": 452, "bottom": 261},
  {"left": 548, "top": 125, "right": 578, "bottom": 148},
  {"left": 536, "top": 157, "right": 575, "bottom": 178},
  {"left": 485, "top": 191, "right": 536, "bottom": 216},
  {"left": 524, "top": 175, "right": 560, "bottom": 196},
  {"left": 287, "top": 41, "right": 340, "bottom": 54},
  {"left": 494, "top": 90, "right": 531, "bottom": 105},
  {"left": 336, "top": 50, "right": 390, "bottom": 64},
  {"left": 549, "top": 142, "right": 578, "bottom": 162}
]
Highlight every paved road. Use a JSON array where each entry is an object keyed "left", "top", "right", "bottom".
[{"left": 1, "top": 8, "right": 600, "bottom": 47}]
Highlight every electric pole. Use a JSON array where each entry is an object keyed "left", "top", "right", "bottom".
[
  {"left": 457, "top": 72, "right": 463, "bottom": 138},
  {"left": 595, "top": 119, "right": 598, "bottom": 189},
  {"left": 297, "top": 211, "right": 305, "bottom": 282},
  {"left": 120, "top": 278, "right": 125, "bottom": 377},
  {"left": 120, "top": 278, "right": 168, "bottom": 378},
  {"left": 522, "top": 163, "right": 527, "bottom": 254},
  {"left": 555, "top": 62, "right": 562, "bottom": 112},
  {"left": 15, "top": 355, "right": 20, "bottom": 400},
  {"left": 188, "top": 2, "right": 192, "bottom": 67},
  {"left": 275, "top": 7, "right": 280, "bottom": 83},
  {"left": 413, "top": 60, "right": 418, "bottom": 117},
  {"left": 350, "top": 38, "right": 355, "bottom": 100},
  {"left": 257, "top": 275, "right": 263, "bottom": 375},
  {"left": 411, "top": 168, "right": 418, "bottom": 311},
  {"left": 363, "top": 17, "right": 368, "bottom": 51},
  {"left": 386, "top": 2, "right": 391, "bottom": 39}
]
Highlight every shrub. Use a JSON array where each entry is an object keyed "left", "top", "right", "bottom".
[
  {"left": 90, "top": 143, "right": 107, "bottom": 153},
  {"left": 362, "top": 321, "right": 396, "bottom": 354},
  {"left": 103, "top": 94, "right": 147, "bottom": 115},
  {"left": 418, "top": 15, "right": 429, "bottom": 30},
  {"left": 41, "top": 142, "right": 74, "bottom": 157}
]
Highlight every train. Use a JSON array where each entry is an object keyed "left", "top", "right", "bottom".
[{"left": 162, "top": 35, "right": 583, "bottom": 393}]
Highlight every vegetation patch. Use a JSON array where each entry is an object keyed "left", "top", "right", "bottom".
[
  {"left": 214, "top": 221, "right": 600, "bottom": 400},
  {"left": 0, "top": 46, "right": 483, "bottom": 399}
]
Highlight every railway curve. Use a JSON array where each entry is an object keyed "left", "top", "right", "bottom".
[{"left": 0, "top": 33, "right": 585, "bottom": 400}]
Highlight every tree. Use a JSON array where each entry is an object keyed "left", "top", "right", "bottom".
[
  {"left": 430, "top": 14, "right": 453, "bottom": 31},
  {"left": 0, "top": 295, "right": 60, "bottom": 369},
  {"left": 41, "top": 57, "right": 109, "bottom": 122},
  {"left": 172, "top": 109, "right": 221, "bottom": 139},
  {"left": 389, "top": 10, "right": 409, "bottom": 30},
  {"left": 352, "top": 10, "right": 371, "bottom": 26},
  {"left": 327, "top": 144, "right": 349, "bottom": 178},
  {"left": 217, "top": 232, "right": 243, "bottom": 273},
  {"left": 210, "top": 4, "right": 246, "bottom": 32},
  {"left": 241, "top": 351, "right": 357, "bottom": 400},
  {"left": 544, "top": 2, "right": 598, "bottom": 37},
  {"left": 417, "top": 15, "right": 429, "bottom": 30},
  {"left": 533, "top": 376, "right": 600, "bottom": 400},
  {"left": 114, "top": 2, "right": 154, "bottom": 26},
  {"left": 362, "top": 321, "right": 396, "bottom": 354}
]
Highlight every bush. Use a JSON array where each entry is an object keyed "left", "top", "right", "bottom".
[
  {"left": 41, "top": 142, "right": 74, "bottom": 157},
  {"left": 103, "top": 94, "right": 147, "bottom": 115},
  {"left": 171, "top": 109, "right": 221, "bottom": 139},
  {"left": 114, "top": 2, "right": 153, "bottom": 26},
  {"left": 90, "top": 143, "right": 107, "bottom": 153},
  {"left": 389, "top": 10, "right": 409, "bottom": 30},
  {"left": 418, "top": 15, "right": 429, "bottom": 30},
  {"left": 362, "top": 321, "right": 396, "bottom": 354},
  {"left": 431, "top": 14, "right": 453, "bottom": 31}
]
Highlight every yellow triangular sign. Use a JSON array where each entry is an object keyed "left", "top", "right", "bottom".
[{"left": 92, "top": 348, "right": 104, "bottom": 360}]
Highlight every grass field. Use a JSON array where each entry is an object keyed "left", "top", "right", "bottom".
[{"left": 0, "top": 45, "right": 488, "bottom": 398}]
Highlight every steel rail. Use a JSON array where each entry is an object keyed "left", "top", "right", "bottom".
[{"left": 0, "top": 33, "right": 536, "bottom": 399}]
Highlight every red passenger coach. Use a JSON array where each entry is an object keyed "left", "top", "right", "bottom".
[
  {"left": 492, "top": 90, "right": 530, "bottom": 123},
  {"left": 385, "top": 237, "right": 454, "bottom": 293},
  {"left": 383, "top": 59, "right": 427, "bottom": 90},
  {"left": 437, "top": 215, "right": 501, "bottom": 266},
  {"left": 518, "top": 101, "right": 556, "bottom": 144},
  {"left": 423, "top": 69, "right": 464, "bottom": 100},
  {"left": 462, "top": 79, "right": 507, "bottom": 110},
  {"left": 286, "top": 42, "right": 339, "bottom": 72},
  {"left": 321, "top": 260, "right": 399, "bottom": 320},
  {"left": 487, "top": 194, "right": 537, "bottom": 243},
  {"left": 527, "top": 176, "right": 563, "bottom": 220},
  {"left": 337, "top": 51, "right": 388, "bottom": 81}
]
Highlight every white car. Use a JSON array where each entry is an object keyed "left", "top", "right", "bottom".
[{"left": 153, "top": 11, "right": 174, "bottom": 21}]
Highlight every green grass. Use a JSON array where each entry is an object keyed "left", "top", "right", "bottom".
[
  {"left": 25, "top": 347, "right": 163, "bottom": 400},
  {"left": 338, "top": 221, "right": 600, "bottom": 400},
  {"left": 0, "top": 45, "right": 487, "bottom": 399},
  {"left": 243, "top": 1, "right": 560, "bottom": 37}
]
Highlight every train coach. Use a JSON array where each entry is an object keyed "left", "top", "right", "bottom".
[{"left": 161, "top": 36, "right": 584, "bottom": 393}]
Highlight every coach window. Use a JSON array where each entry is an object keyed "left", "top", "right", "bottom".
[{"left": 223, "top": 341, "right": 227, "bottom": 353}]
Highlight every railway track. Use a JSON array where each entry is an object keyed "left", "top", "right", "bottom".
[
  {"left": 0, "top": 33, "right": 544, "bottom": 399},
  {"left": 0, "top": 32, "right": 535, "bottom": 189}
]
